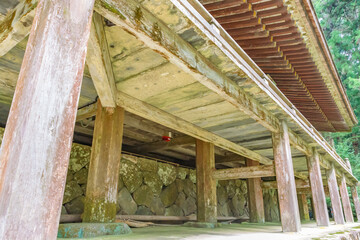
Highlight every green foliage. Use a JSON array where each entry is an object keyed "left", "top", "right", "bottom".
[{"left": 313, "top": 0, "right": 360, "bottom": 179}]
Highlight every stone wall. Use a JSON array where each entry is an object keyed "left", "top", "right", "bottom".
[
  {"left": 263, "top": 189, "right": 280, "bottom": 222},
  {"left": 63, "top": 143, "right": 249, "bottom": 218}
]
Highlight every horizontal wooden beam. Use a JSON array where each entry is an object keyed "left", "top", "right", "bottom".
[
  {"left": 135, "top": 136, "right": 194, "bottom": 154},
  {"left": 0, "top": 0, "right": 37, "bottom": 56},
  {"left": 262, "top": 179, "right": 310, "bottom": 189},
  {"left": 116, "top": 91, "right": 272, "bottom": 165},
  {"left": 213, "top": 165, "right": 275, "bottom": 180}
]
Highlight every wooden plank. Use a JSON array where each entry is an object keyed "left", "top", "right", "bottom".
[
  {"left": 0, "top": 0, "right": 37, "bottom": 56},
  {"left": 86, "top": 12, "right": 117, "bottom": 107},
  {"left": 351, "top": 186, "right": 360, "bottom": 222},
  {"left": 0, "top": 0, "right": 94, "bottom": 238},
  {"left": 326, "top": 164, "right": 345, "bottom": 224},
  {"left": 262, "top": 179, "right": 310, "bottom": 189},
  {"left": 196, "top": 140, "right": 217, "bottom": 223},
  {"left": 136, "top": 136, "right": 194, "bottom": 153},
  {"left": 339, "top": 174, "right": 354, "bottom": 223},
  {"left": 83, "top": 101, "right": 124, "bottom": 222},
  {"left": 297, "top": 194, "right": 310, "bottom": 221},
  {"left": 307, "top": 149, "right": 330, "bottom": 226},
  {"left": 116, "top": 91, "right": 272, "bottom": 165},
  {"left": 272, "top": 121, "right": 301, "bottom": 232},
  {"left": 213, "top": 165, "right": 275, "bottom": 180},
  {"left": 246, "top": 159, "right": 265, "bottom": 223}
]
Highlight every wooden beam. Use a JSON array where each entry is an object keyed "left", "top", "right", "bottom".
[
  {"left": 116, "top": 91, "right": 272, "bottom": 165},
  {"left": 83, "top": 101, "right": 124, "bottom": 222},
  {"left": 136, "top": 136, "right": 194, "bottom": 154},
  {"left": 262, "top": 179, "right": 310, "bottom": 189},
  {"left": 307, "top": 149, "right": 330, "bottom": 226},
  {"left": 326, "top": 164, "right": 345, "bottom": 224},
  {"left": 0, "top": 0, "right": 94, "bottom": 238},
  {"left": 215, "top": 154, "right": 246, "bottom": 165},
  {"left": 339, "top": 174, "right": 354, "bottom": 223},
  {"left": 86, "top": 12, "right": 117, "bottom": 107},
  {"left": 246, "top": 159, "right": 265, "bottom": 223},
  {"left": 196, "top": 140, "right": 217, "bottom": 223},
  {"left": 77, "top": 103, "right": 97, "bottom": 121},
  {"left": 0, "top": 0, "right": 37, "bottom": 56},
  {"left": 297, "top": 194, "right": 310, "bottom": 221},
  {"left": 272, "top": 121, "right": 301, "bottom": 232},
  {"left": 213, "top": 165, "right": 275, "bottom": 180},
  {"left": 351, "top": 186, "right": 360, "bottom": 222}
]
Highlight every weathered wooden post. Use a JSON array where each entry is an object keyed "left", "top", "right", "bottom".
[
  {"left": 307, "top": 149, "right": 330, "bottom": 226},
  {"left": 246, "top": 159, "right": 265, "bottom": 223},
  {"left": 83, "top": 100, "right": 124, "bottom": 222},
  {"left": 351, "top": 186, "right": 360, "bottom": 222},
  {"left": 339, "top": 174, "right": 354, "bottom": 223},
  {"left": 272, "top": 121, "right": 301, "bottom": 232},
  {"left": 326, "top": 164, "right": 345, "bottom": 224},
  {"left": 297, "top": 194, "right": 310, "bottom": 221},
  {"left": 0, "top": 0, "right": 94, "bottom": 238},
  {"left": 196, "top": 140, "right": 217, "bottom": 223}
]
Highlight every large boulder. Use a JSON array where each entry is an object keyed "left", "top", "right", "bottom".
[
  {"left": 143, "top": 172, "right": 163, "bottom": 195},
  {"left": 133, "top": 185, "right": 154, "bottom": 208},
  {"left": 165, "top": 205, "right": 184, "bottom": 216},
  {"left": 183, "top": 179, "right": 196, "bottom": 199},
  {"left": 175, "top": 179, "right": 184, "bottom": 193},
  {"left": 175, "top": 192, "right": 186, "bottom": 207},
  {"left": 138, "top": 157, "right": 158, "bottom": 172},
  {"left": 65, "top": 196, "right": 84, "bottom": 214},
  {"left": 74, "top": 167, "right": 88, "bottom": 185},
  {"left": 240, "top": 181, "right": 247, "bottom": 193},
  {"left": 177, "top": 168, "right": 189, "bottom": 180},
  {"left": 68, "top": 144, "right": 91, "bottom": 172},
  {"left": 136, "top": 206, "right": 153, "bottom": 215},
  {"left": 181, "top": 196, "right": 197, "bottom": 216},
  {"left": 217, "top": 201, "right": 230, "bottom": 217},
  {"left": 225, "top": 180, "right": 236, "bottom": 198},
  {"left": 63, "top": 180, "right": 83, "bottom": 204},
  {"left": 189, "top": 170, "right": 196, "bottom": 183},
  {"left": 160, "top": 182, "right": 178, "bottom": 207},
  {"left": 216, "top": 185, "right": 227, "bottom": 205},
  {"left": 231, "top": 193, "right": 246, "bottom": 217},
  {"left": 150, "top": 197, "right": 165, "bottom": 215},
  {"left": 158, "top": 164, "right": 177, "bottom": 186},
  {"left": 117, "top": 188, "right": 137, "bottom": 215},
  {"left": 121, "top": 160, "right": 143, "bottom": 193}
]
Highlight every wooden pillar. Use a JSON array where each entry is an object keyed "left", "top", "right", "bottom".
[
  {"left": 351, "top": 186, "right": 360, "bottom": 222},
  {"left": 196, "top": 140, "right": 217, "bottom": 223},
  {"left": 246, "top": 159, "right": 265, "bottom": 223},
  {"left": 272, "top": 121, "right": 301, "bottom": 232},
  {"left": 339, "top": 174, "right": 354, "bottom": 223},
  {"left": 326, "top": 164, "right": 345, "bottom": 224},
  {"left": 83, "top": 100, "right": 124, "bottom": 222},
  {"left": 297, "top": 194, "right": 310, "bottom": 221},
  {"left": 0, "top": 0, "right": 94, "bottom": 238},
  {"left": 307, "top": 150, "right": 330, "bottom": 226}
]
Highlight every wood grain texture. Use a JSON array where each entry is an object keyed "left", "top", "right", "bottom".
[
  {"left": 326, "top": 164, "right": 345, "bottom": 224},
  {"left": 213, "top": 165, "right": 275, "bottom": 180},
  {"left": 272, "top": 121, "right": 301, "bottom": 232},
  {"left": 246, "top": 159, "right": 265, "bottom": 223},
  {"left": 196, "top": 140, "right": 217, "bottom": 223},
  {"left": 339, "top": 174, "right": 354, "bottom": 223},
  {"left": 0, "top": 0, "right": 94, "bottom": 238},
  {"left": 307, "top": 149, "right": 329, "bottom": 226},
  {"left": 83, "top": 100, "right": 124, "bottom": 222},
  {"left": 351, "top": 186, "right": 360, "bottom": 222}
]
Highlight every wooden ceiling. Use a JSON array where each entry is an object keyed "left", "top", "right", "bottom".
[{"left": 200, "top": 0, "right": 350, "bottom": 132}]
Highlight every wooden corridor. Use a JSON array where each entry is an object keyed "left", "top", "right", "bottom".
[{"left": 0, "top": 0, "right": 359, "bottom": 239}]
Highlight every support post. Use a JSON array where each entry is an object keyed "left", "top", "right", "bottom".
[
  {"left": 246, "top": 159, "right": 265, "bottom": 223},
  {"left": 351, "top": 186, "right": 360, "bottom": 222},
  {"left": 83, "top": 100, "right": 124, "bottom": 222},
  {"left": 0, "top": 0, "right": 94, "bottom": 238},
  {"left": 196, "top": 140, "right": 217, "bottom": 223},
  {"left": 272, "top": 121, "right": 301, "bottom": 232},
  {"left": 307, "top": 149, "right": 330, "bottom": 226},
  {"left": 326, "top": 164, "right": 345, "bottom": 224},
  {"left": 297, "top": 194, "right": 310, "bottom": 221},
  {"left": 339, "top": 174, "right": 354, "bottom": 223}
]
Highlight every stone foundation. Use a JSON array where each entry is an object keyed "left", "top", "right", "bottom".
[{"left": 263, "top": 189, "right": 280, "bottom": 222}]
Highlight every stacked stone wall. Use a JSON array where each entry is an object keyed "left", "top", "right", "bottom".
[{"left": 263, "top": 189, "right": 280, "bottom": 222}]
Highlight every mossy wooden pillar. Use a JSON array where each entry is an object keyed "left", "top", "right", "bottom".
[
  {"left": 297, "top": 194, "right": 310, "bottom": 221},
  {"left": 196, "top": 140, "right": 217, "bottom": 223},
  {"left": 0, "top": 0, "right": 94, "bottom": 238},
  {"left": 339, "top": 175, "right": 354, "bottom": 223},
  {"left": 272, "top": 121, "right": 301, "bottom": 232},
  {"left": 351, "top": 186, "right": 360, "bottom": 222},
  {"left": 326, "top": 164, "right": 345, "bottom": 224},
  {"left": 307, "top": 149, "right": 330, "bottom": 226},
  {"left": 83, "top": 100, "right": 124, "bottom": 222},
  {"left": 246, "top": 159, "right": 265, "bottom": 223}
]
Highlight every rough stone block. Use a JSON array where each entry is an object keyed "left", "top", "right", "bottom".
[
  {"left": 133, "top": 185, "right": 154, "bottom": 208},
  {"left": 158, "top": 164, "right": 177, "bottom": 186},
  {"left": 143, "top": 172, "right": 163, "bottom": 195},
  {"left": 160, "top": 182, "right": 178, "bottom": 207},
  {"left": 57, "top": 223, "right": 131, "bottom": 238},
  {"left": 117, "top": 188, "right": 137, "bottom": 215},
  {"left": 121, "top": 160, "right": 143, "bottom": 193},
  {"left": 63, "top": 180, "right": 83, "bottom": 204}
]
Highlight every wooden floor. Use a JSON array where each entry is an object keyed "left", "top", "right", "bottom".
[{"left": 57, "top": 221, "right": 360, "bottom": 240}]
